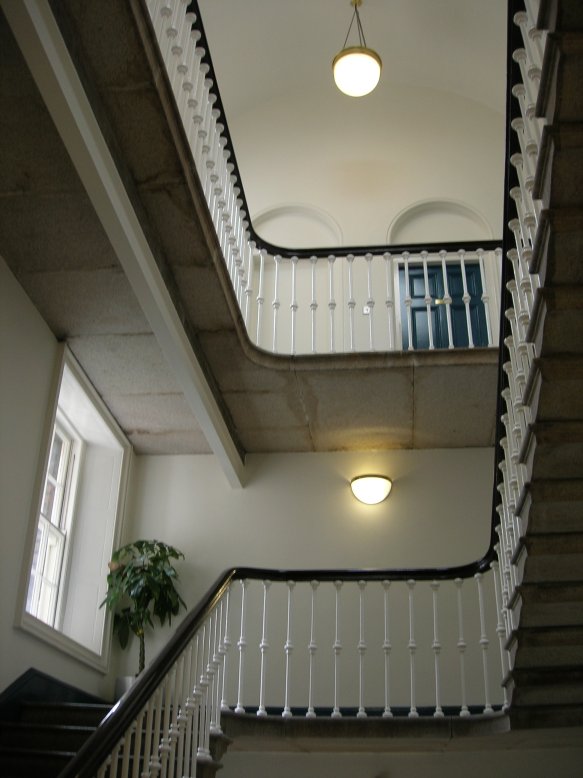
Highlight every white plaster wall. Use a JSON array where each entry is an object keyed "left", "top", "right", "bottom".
[{"left": 0, "top": 257, "right": 114, "bottom": 698}]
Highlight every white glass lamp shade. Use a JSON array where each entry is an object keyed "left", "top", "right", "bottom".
[
  {"left": 350, "top": 475, "right": 392, "bottom": 505},
  {"left": 333, "top": 46, "right": 382, "bottom": 97}
]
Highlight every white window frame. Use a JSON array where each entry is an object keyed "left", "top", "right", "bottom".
[{"left": 17, "top": 347, "right": 131, "bottom": 672}]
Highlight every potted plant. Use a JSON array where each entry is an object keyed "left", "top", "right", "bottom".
[{"left": 102, "top": 539, "right": 187, "bottom": 676}]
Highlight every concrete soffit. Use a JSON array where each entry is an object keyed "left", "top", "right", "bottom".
[{"left": 1, "top": 0, "right": 245, "bottom": 487}]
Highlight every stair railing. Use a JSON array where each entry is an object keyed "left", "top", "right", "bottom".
[
  {"left": 60, "top": 558, "right": 509, "bottom": 778},
  {"left": 493, "top": 0, "right": 546, "bottom": 667},
  {"left": 145, "top": 0, "right": 502, "bottom": 356}
]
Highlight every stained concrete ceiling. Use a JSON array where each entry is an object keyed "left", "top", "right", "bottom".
[{"left": 0, "top": 0, "right": 499, "bottom": 478}]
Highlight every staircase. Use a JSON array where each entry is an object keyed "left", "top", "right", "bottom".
[
  {"left": 0, "top": 701, "right": 111, "bottom": 778},
  {"left": 505, "top": 0, "right": 583, "bottom": 729}
]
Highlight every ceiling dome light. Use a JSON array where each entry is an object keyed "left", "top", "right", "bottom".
[
  {"left": 333, "top": 1, "right": 382, "bottom": 97},
  {"left": 351, "top": 475, "right": 392, "bottom": 505}
]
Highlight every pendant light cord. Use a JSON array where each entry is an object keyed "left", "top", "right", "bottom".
[{"left": 342, "top": 4, "right": 368, "bottom": 49}]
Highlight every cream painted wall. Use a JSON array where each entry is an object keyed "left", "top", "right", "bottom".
[{"left": 0, "top": 257, "right": 115, "bottom": 698}]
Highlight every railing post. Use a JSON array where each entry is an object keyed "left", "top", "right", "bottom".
[
  {"left": 331, "top": 580, "right": 343, "bottom": 717},
  {"left": 306, "top": 580, "right": 319, "bottom": 718},
  {"left": 347, "top": 254, "right": 356, "bottom": 352},
  {"left": 220, "top": 585, "right": 232, "bottom": 711},
  {"left": 290, "top": 257, "right": 299, "bottom": 355},
  {"left": 383, "top": 252, "right": 395, "bottom": 350},
  {"left": 421, "top": 252, "right": 435, "bottom": 350},
  {"left": 382, "top": 580, "right": 393, "bottom": 717},
  {"left": 407, "top": 580, "right": 419, "bottom": 718},
  {"left": 257, "top": 579, "right": 271, "bottom": 717},
  {"left": 455, "top": 578, "right": 470, "bottom": 717},
  {"left": 282, "top": 580, "right": 295, "bottom": 717},
  {"left": 365, "top": 252, "right": 375, "bottom": 351},
  {"left": 431, "top": 581, "right": 444, "bottom": 718},
  {"left": 458, "top": 249, "right": 474, "bottom": 348},
  {"left": 272, "top": 256, "right": 281, "bottom": 354},
  {"left": 235, "top": 580, "right": 249, "bottom": 714},
  {"left": 491, "top": 555, "right": 510, "bottom": 710},
  {"left": 403, "top": 252, "right": 414, "bottom": 351},
  {"left": 357, "top": 580, "right": 367, "bottom": 718},
  {"left": 475, "top": 573, "right": 494, "bottom": 714},
  {"left": 310, "top": 256, "right": 318, "bottom": 354},
  {"left": 328, "top": 255, "right": 337, "bottom": 353},
  {"left": 440, "top": 250, "right": 454, "bottom": 348},
  {"left": 255, "top": 249, "right": 266, "bottom": 347}
]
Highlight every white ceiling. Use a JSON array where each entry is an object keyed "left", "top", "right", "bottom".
[{"left": 198, "top": 0, "right": 508, "bottom": 248}]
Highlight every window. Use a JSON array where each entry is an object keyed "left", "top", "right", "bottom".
[
  {"left": 20, "top": 349, "right": 131, "bottom": 670},
  {"left": 26, "top": 419, "right": 80, "bottom": 628}
]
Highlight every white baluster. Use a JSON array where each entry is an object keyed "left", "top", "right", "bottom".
[
  {"left": 475, "top": 573, "right": 494, "bottom": 714},
  {"left": 382, "top": 581, "right": 393, "bottom": 717},
  {"left": 149, "top": 684, "right": 164, "bottom": 776},
  {"left": 347, "top": 254, "right": 356, "bottom": 352},
  {"left": 365, "top": 253, "right": 375, "bottom": 350},
  {"left": 306, "top": 580, "right": 319, "bottom": 718},
  {"left": 290, "top": 257, "right": 298, "bottom": 355},
  {"left": 282, "top": 580, "right": 295, "bottom": 717},
  {"left": 257, "top": 580, "right": 271, "bottom": 717},
  {"left": 132, "top": 709, "right": 145, "bottom": 778},
  {"left": 439, "top": 250, "right": 454, "bottom": 348},
  {"left": 272, "top": 256, "right": 281, "bottom": 354},
  {"left": 383, "top": 253, "right": 395, "bottom": 350},
  {"left": 159, "top": 664, "right": 176, "bottom": 775},
  {"left": 220, "top": 587, "right": 232, "bottom": 710},
  {"left": 244, "top": 239, "right": 256, "bottom": 330},
  {"left": 210, "top": 607, "right": 222, "bottom": 734},
  {"left": 430, "top": 581, "right": 445, "bottom": 718},
  {"left": 491, "top": 556, "right": 510, "bottom": 710},
  {"left": 310, "top": 256, "right": 318, "bottom": 354},
  {"left": 140, "top": 687, "right": 156, "bottom": 778},
  {"left": 357, "top": 580, "right": 367, "bottom": 717},
  {"left": 407, "top": 580, "right": 419, "bottom": 717},
  {"left": 331, "top": 580, "right": 343, "bottom": 717},
  {"left": 458, "top": 250, "right": 474, "bottom": 348},
  {"left": 255, "top": 250, "right": 266, "bottom": 347},
  {"left": 199, "top": 618, "right": 213, "bottom": 761},
  {"left": 455, "top": 579, "right": 470, "bottom": 717},
  {"left": 403, "top": 252, "right": 413, "bottom": 350},
  {"left": 477, "top": 249, "right": 494, "bottom": 346},
  {"left": 328, "top": 255, "right": 337, "bottom": 353},
  {"left": 421, "top": 252, "right": 435, "bottom": 349},
  {"left": 235, "top": 580, "right": 249, "bottom": 714}
]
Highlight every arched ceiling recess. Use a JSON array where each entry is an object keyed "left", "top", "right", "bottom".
[{"left": 198, "top": 0, "right": 507, "bottom": 249}]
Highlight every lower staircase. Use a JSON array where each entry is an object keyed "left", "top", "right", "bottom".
[
  {"left": 505, "top": 0, "right": 583, "bottom": 729},
  {"left": 0, "top": 701, "right": 111, "bottom": 778}
]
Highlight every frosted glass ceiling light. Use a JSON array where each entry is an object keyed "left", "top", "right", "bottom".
[
  {"left": 351, "top": 475, "right": 392, "bottom": 505},
  {"left": 333, "top": 0, "right": 382, "bottom": 97}
]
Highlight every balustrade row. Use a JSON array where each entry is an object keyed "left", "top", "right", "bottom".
[
  {"left": 494, "top": 0, "right": 545, "bottom": 644},
  {"left": 145, "top": 0, "right": 501, "bottom": 356},
  {"left": 91, "top": 571, "right": 508, "bottom": 776}
]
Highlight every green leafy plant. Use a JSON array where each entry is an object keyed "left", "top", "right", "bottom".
[{"left": 102, "top": 539, "right": 186, "bottom": 674}]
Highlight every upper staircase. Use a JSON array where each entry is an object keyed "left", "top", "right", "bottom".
[{"left": 505, "top": 0, "right": 583, "bottom": 729}]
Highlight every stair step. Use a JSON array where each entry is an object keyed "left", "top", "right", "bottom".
[
  {"left": 525, "top": 357, "right": 583, "bottom": 422},
  {"left": 0, "top": 746, "right": 73, "bottom": 778},
  {"left": 0, "top": 721, "right": 96, "bottom": 751},
  {"left": 508, "top": 666, "right": 583, "bottom": 706},
  {"left": 537, "top": 31, "right": 583, "bottom": 125},
  {"left": 519, "top": 479, "right": 583, "bottom": 534},
  {"left": 19, "top": 701, "right": 111, "bottom": 727},
  {"left": 534, "top": 123, "right": 583, "bottom": 209},
  {"left": 532, "top": 208, "right": 583, "bottom": 287},
  {"left": 510, "top": 703, "right": 583, "bottom": 729},
  {"left": 539, "top": 0, "right": 583, "bottom": 33},
  {"left": 508, "top": 625, "right": 583, "bottom": 668},
  {"left": 512, "top": 582, "right": 583, "bottom": 627},
  {"left": 522, "top": 421, "right": 583, "bottom": 480}
]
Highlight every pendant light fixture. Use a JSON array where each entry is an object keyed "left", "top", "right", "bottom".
[{"left": 333, "top": 0, "right": 382, "bottom": 97}]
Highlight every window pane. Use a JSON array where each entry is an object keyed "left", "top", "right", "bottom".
[
  {"left": 41, "top": 479, "right": 56, "bottom": 522},
  {"left": 48, "top": 433, "right": 63, "bottom": 479}
]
